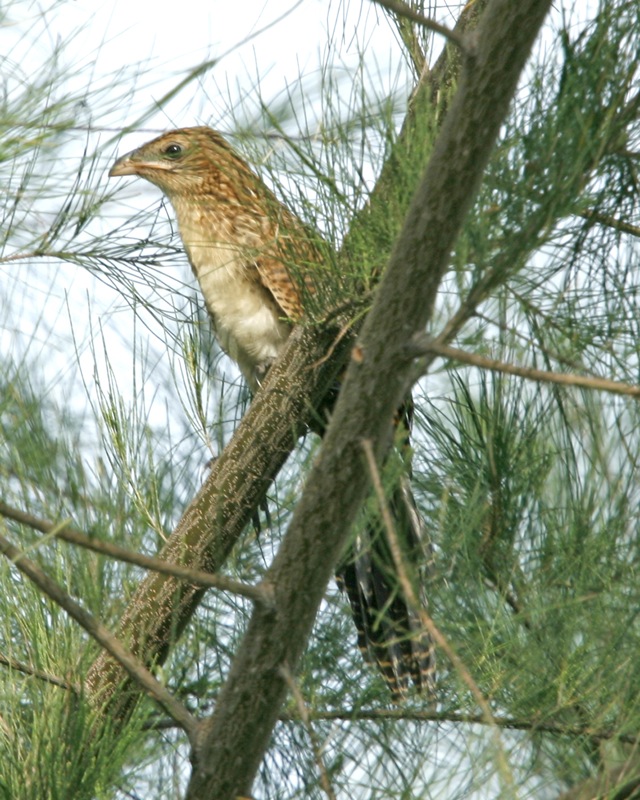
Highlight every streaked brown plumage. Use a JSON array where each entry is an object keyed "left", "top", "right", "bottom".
[
  {"left": 109, "top": 126, "right": 435, "bottom": 699},
  {"left": 110, "top": 127, "right": 317, "bottom": 389}
]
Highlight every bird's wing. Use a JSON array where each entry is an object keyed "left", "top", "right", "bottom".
[
  {"left": 252, "top": 203, "right": 320, "bottom": 321},
  {"left": 335, "top": 401, "right": 436, "bottom": 700},
  {"left": 254, "top": 252, "right": 305, "bottom": 320}
]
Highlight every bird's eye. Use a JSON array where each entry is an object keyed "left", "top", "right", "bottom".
[{"left": 164, "top": 143, "right": 183, "bottom": 158}]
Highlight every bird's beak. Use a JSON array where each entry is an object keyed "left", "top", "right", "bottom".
[
  {"left": 109, "top": 150, "right": 141, "bottom": 177},
  {"left": 109, "top": 149, "right": 175, "bottom": 178}
]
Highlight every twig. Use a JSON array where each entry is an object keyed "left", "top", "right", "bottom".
[
  {"left": 297, "top": 710, "right": 640, "bottom": 746},
  {"left": 0, "top": 250, "right": 50, "bottom": 264},
  {"left": 482, "top": 577, "right": 530, "bottom": 629},
  {"left": 361, "top": 439, "right": 515, "bottom": 792},
  {"left": 0, "top": 651, "right": 79, "bottom": 692},
  {"left": 411, "top": 336, "right": 640, "bottom": 398},
  {"left": 579, "top": 209, "right": 640, "bottom": 239},
  {"left": 0, "top": 532, "right": 199, "bottom": 743},
  {"left": 387, "top": 5, "right": 428, "bottom": 77},
  {"left": 370, "top": 0, "right": 467, "bottom": 51},
  {"left": 279, "top": 665, "right": 338, "bottom": 800},
  {"left": 146, "top": 706, "right": 640, "bottom": 747},
  {"left": 0, "top": 501, "right": 271, "bottom": 607}
]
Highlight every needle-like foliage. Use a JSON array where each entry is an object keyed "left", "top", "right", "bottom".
[{"left": 2, "top": 0, "right": 640, "bottom": 798}]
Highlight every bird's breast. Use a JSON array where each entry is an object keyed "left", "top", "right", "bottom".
[{"left": 181, "top": 226, "right": 290, "bottom": 388}]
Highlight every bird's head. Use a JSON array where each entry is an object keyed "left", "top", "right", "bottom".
[{"left": 109, "top": 127, "right": 252, "bottom": 200}]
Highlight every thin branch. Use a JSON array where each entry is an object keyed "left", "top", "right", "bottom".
[
  {"left": 300, "top": 710, "right": 640, "bottom": 747},
  {"left": 0, "top": 651, "right": 78, "bottom": 692},
  {"left": 279, "top": 665, "right": 338, "bottom": 800},
  {"left": 0, "top": 249, "right": 56, "bottom": 264},
  {"left": 0, "top": 501, "right": 271, "bottom": 606},
  {"left": 148, "top": 706, "right": 640, "bottom": 747},
  {"left": 0, "top": 532, "right": 199, "bottom": 742},
  {"left": 579, "top": 209, "right": 640, "bottom": 240},
  {"left": 474, "top": 305, "right": 588, "bottom": 375},
  {"left": 411, "top": 336, "right": 640, "bottom": 398},
  {"left": 370, "top": 0, "right": 467, "bottom": 51},
  {"left": 361, "top": 439, "right": 515, "bottom": 792}
]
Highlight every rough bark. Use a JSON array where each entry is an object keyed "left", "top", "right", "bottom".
[
  {"left": 86, "top": 322, "right": 346, "bottom": 715},
  {"left": 185, "top": 0, "right": 553, "bottom": 797}
]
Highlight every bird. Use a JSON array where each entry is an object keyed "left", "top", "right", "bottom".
[{"left": 109, "top": 126, "right": 435, "bottom": 699}]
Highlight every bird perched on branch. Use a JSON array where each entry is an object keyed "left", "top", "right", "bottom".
[{"left": 109, "top": 126, "right": 435, "bottom": 699}]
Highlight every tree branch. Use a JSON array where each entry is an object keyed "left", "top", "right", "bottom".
[
  {"left": 0, "top": 500, "right": 271, "bottom": 606},
  {"left": 147, "top": 706, "right": 640, "bottom": 748},
  {"left": 186, "top": 0, "right": 553, "bottom": 796},
  {"left": 370, "top": 0, "right": 467, "bottom": 52},
  {"left": 0, "top": 651, "right": 78, "bottom": 692},
  {"left": 411, "top": 337, "right": 640, "bottom": 397},
  {"left": 86, "top": 323, "right": 349, "bottom": 718},
  {"left": 579, "top": 209, "right": 640, "bottom": 239}
]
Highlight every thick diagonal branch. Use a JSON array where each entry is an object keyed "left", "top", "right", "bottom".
[
  {"left": 186, "top": 0, "right": 553, "bottom": 797},
  {"left": 86, "top": 322, "right": 346, "bottom": 717}
]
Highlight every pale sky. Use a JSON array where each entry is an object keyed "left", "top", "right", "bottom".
[{"left": 46, "top": 0, "right": 405, "bottom": 139}]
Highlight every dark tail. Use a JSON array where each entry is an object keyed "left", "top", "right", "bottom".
[{"left": 336, "top": 409, "right": 435, "bottom": 700}]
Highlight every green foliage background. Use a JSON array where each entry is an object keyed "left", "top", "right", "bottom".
[{"left": 2, "top": 0, "right": 640, "bottom": 797}]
